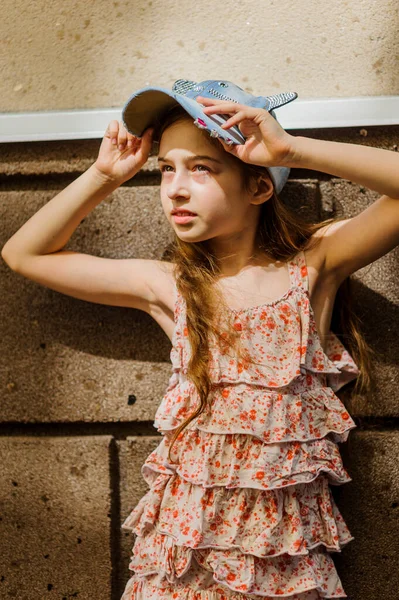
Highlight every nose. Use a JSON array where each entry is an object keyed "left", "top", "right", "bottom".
[{"left": 166, "top": 170, "right": 190, "bottom": 200}]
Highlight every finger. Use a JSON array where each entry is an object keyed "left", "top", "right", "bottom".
[
  {"left": 219, "top": 110, "right": 249, "bottom": 130},
  {"left": 199, "top": 98, "right": 245, "bottom": 112},
  {"left": 217, "top": 138, "right": 229, "bottom": 151},
  {"left": 203, "top": 104, "right": 242, "bottom": 116},
  {"left": 128, "top": 132, "right": 145, "bottom": 154},
  {"left": 202, "top": 103, "right": 253, "bottom": 119},
  {"left": 196, "top": 96, "right": 236, "bottom": 106},
  {"left": 126, "top": 131, "right": 137, "bottom": 148},
  {"left": 105, "top": 120, "right": 119, "bottom": 144},
  {"left": 217, "top": 137, "right": 237, "bottom": 155},
  {"left": 117, "top": 121, "right": 128, "bottom": 149},
  {"left": 136, "top": 127, "right": 154, "bottom": 158}
]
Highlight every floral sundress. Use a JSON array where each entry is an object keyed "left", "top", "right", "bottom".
[{"left": 121, "top": 249, "right": 360, "bottom": 599}]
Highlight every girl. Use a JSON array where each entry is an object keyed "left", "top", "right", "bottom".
[{"left": 2, "top": 81, "right": 399, "bottom": 600}]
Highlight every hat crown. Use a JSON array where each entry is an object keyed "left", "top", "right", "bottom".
[
  {"left": 172, "top": 79, "right": 298, "bottom": 112},
  {"left": 173, "top": 79, "right": 253, "bottom": 104}
]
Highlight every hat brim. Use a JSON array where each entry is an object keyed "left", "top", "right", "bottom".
[{"left": 121, "top": 86, "right": 245, "bottom": 144}]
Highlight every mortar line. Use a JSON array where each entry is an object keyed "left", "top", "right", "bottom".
[
  {"left": 0, "top": 417, "right": 398, "bottom": 437},
  {"left": 109, "top": 437, "right": 122, "bottom": 600}
]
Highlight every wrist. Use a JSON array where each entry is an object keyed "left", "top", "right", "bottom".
[
  {"left": 89, "top": 163, "right": 125, "bottom": 189},
  {"left": 286, "top": 135, "right": 307, "bottom": 169}
]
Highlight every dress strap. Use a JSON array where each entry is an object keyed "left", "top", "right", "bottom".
[{"left": 288, "top": 249, "right": 309, "bottom": 292}]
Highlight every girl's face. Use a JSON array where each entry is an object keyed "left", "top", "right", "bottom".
[{"left": 158, "top": 119, "right": 271, "bottom": 246}]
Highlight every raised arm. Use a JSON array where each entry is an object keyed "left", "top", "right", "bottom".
[
  {"left": 289, "top": 136, "right": 399, "bottom": 281},
  {"left": 2, "top": 163, "right": 120, "bottom": 266},
  {"left": 198, "top": 96, "right": 399, "bottom": 283},
  {"left": 0, "top": 122, "right": 171, "bottom": 314}
]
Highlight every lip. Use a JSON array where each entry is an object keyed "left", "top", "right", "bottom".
[
  {"left": 172, "top": 213, "right": 197, "bottom": 224},
  {"left": 171, "top": 209, "right": 197, "bottom": 215}
]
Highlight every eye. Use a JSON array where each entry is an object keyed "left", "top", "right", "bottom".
[{"left": 159, "top": 164, "right": 210, "bottom": 173}]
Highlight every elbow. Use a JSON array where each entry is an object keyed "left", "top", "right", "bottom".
[{"left": 1, "top": 245, "right": 21, "bottom": 271}]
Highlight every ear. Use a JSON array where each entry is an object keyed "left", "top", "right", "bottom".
[{"left": 249, "top": 173, "right": 274, "bottom": 205}]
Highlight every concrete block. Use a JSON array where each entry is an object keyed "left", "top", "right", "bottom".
[
  {"left": 281, "top": 180, "right": 320, "bottom": 221},
  {"left": 0, "top": 187, "right": 174, "bottom": 423},
  {"left": 332, "top": 431, "right": 399, "bottom": 599},
  {"left": 320, "top": 180, "right": 399, "bottom": 415},
  {"left": 0, "top": 436, "right": 112, "bottom": 599}
]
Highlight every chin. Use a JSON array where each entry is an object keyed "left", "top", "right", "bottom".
[{"left": 174, "top": 230, "right": 212, "bottom": 244}]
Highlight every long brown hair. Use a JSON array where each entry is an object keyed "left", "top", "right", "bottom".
[{"left": 152, "top": 104, "right": 375, "bottom": 462}]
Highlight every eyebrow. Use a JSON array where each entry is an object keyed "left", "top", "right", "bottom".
[{"left": 157, "top": 154, "right": 223, "bottom": 164}]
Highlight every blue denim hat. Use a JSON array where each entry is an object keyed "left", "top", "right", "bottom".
[{"left": 122, "top": 79, "right": 298, "bottom": 194}]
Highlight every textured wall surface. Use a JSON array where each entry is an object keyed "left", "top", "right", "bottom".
[
  {"left": 1, "top": 0, "right": 399, "bottom": 112},
  {"left": 0, "top": 125, "right": 398, "bottom": 599}
]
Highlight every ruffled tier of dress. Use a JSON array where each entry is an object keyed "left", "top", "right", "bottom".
[
  {"left": 141, "top": 429, "right": 352, "bottom": 490},
  {"left": 123, "top": 573, "right": 344, "bottom": 600},
  {"left": 123, "top": 471, "right": 353, "bottom": 556},
  {"left": 168, "top": 285, "right": 360, "bottom": 394},
  {"left": 121, "top": 528, "right": 348, "bottom": 598},
  {"left": 154, "top": 378, "right": 357, "bottom": 446}
]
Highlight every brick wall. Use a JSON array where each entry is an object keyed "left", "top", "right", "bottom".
[{"left": 0, "top": 125, "right": 398, "bottom": 599}]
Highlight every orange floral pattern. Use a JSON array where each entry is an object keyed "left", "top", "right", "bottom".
[{"left": 121, "top": 250, "right": 359, "bottom": 599}]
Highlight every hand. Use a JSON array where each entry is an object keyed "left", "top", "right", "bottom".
[
  {"left": 196, "top": 96, "right": 298, "bottom": 168},
  {"left": 94, "top": 120, "right": 154, "bottom": 184}
]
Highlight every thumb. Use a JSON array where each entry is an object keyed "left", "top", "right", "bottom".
[
  {"left": 139, "top": 127, "right": 154, "bottom": 154},
  {"left": 217, "top": 137, "right": 238, "bottom": 156}
]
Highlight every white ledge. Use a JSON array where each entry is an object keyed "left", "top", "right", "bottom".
[{"left": 0, "top": 95, "right": 398, "bottom": 142}]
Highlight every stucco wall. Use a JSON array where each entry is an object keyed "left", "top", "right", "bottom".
[{"left": 1, "top": 0, "right": 399, "bottom": 112}]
